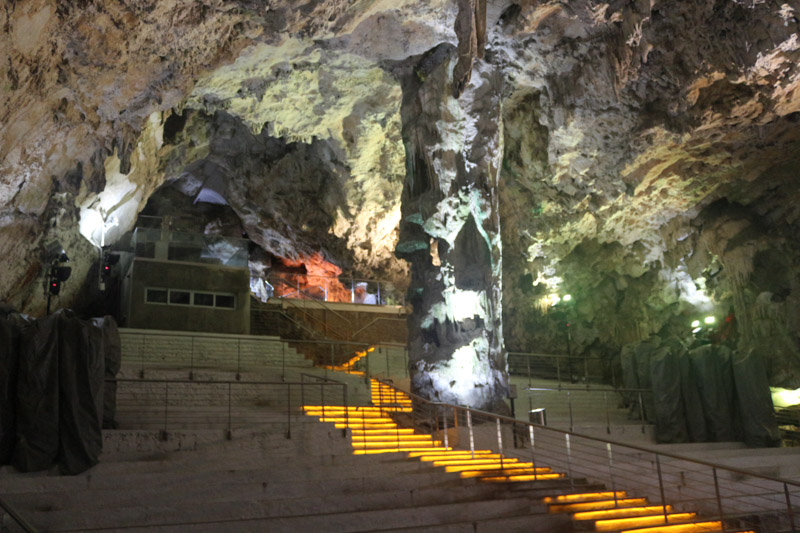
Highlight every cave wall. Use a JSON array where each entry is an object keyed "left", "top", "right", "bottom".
[{"left": 2, "top": 0, "right": 800, "bottom": 394}]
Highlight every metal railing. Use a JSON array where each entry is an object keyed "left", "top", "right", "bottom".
[
  {"left": 373, "top": 377, "right": 800, "bottom": 533},
  {"left": 508, "top": 351, "right": 618, "bottom": 388},
  {"left": 267, "top": 274, "right": 405, "bottom": 307},
  {"left": 351, "top": 342, "right": 409, "bottom": 379},
  {"left": 0, "top": 496, "right": 37, "bottom": 533},
  {"left": 523, "top": 385, "right": 654, "bottom": 434},
  {"left": 119, "top": 329, "right": 368, "bottom": 380},
  {"left": 113, "top": 374, "right": 348, "bottom": 440}
]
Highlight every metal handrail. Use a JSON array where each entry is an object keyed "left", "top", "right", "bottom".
[
  {"left": 0, "top": 495, "right": 38, "bottom": 533},
  {"left": 113, "top": 376, "right": 348, "bottom": 440},
  {"left": 371, "top": 377, "right": 800, "bottom": 531},
  {"left": 349, "top": 316, "right": 407, "bottom": 340},
  {"left": 267, "top": 274, "right": 406, "bottom": 307},
  {"left": 119, "top": 328, "right": 369, "bottom": 380}
]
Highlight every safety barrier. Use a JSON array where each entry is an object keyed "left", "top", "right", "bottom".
[
  {"left": 113, "top": 374, "right": 348, "bottom": 440},
  {"left": 371, "top": 377, "right": 799, "bottom": 533}
]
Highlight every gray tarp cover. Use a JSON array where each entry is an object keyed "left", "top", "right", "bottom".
[
  {"left": 650, "top": 341, "right": 689, "bottom": 444},
  {"left": 733, "top": 348, "right": 780, "bottom": 447},
  {"left": 1, "top": 309, "right": 121, "bottom": 475},
  {"left": 0, "top": 316, "right": 21, "bottom": 463},
  {"left": 689, "top": 344, "right": 740, "bottom": 442}
]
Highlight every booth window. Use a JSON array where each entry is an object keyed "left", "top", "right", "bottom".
[
  {"left": 146, "top": 288, "right": 168, "bottom": 303},
  {"left": 169, "top": 290, "right": 191, "bottom": 305},
  {"left": 194, "top": 292, "right": 214, "bottom": 307},
  {"left": 215, "top": 294, "right": 235, "bottom": 309},
  {"left": 145, "top": 287, "right": 235, "bottom": 310}
]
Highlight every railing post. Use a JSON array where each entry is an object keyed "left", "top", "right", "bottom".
[
  {"left": 161, "top": 381, "right": 169, "bottom": 441},
  {"left": 527, "top": 355, "right": 531, "bottom": 387},
  {"left": 321, "top": 382, "right": 325, "bottom": 420},
  {"left": 713, "top": 467, "right": 727, "bottom": 533},
  {"left": 351, "top": 278, "right": 355, "bottom": 303},
  {"left": 785, "top": 482, "right": 797, "bottom": 532},
  {"left": 404, "top": 347, "right": 409, "bottom": 378},
  {"left": 377, "top": 280, "right": 381, "bottom": 305},
  {"left": 565, "top": 434, "right": 574, "bottom": 489},
  {"left": 226, "top": 382, "right": 232, "bottom": 440},
  {"left": 567, "top": 390, "right": 574, "bottom": 432},
  {"left": 236, "top": 339, "right": 241, "bottom": 381},
  {"left": 605, "top": 391, "right": 611, "bottom": 435},
  {"left": 638, "top": 391, "right": 646, "bottom": 433},
  {"left": 529, "top": 425, "right": 537, "bottom": 481},
  {"left": 443, "top": 410, "right": 449, "bottom": 449},
  {"left": 467, "top": 409, "right": 475, "bottom": 459},
  {"left": 385, "top": 348, "right": 390, "bottom": 376},
  {"left": 281, "top": 341, "right": 286, "bottom": 381},
  {"left": 343, "top": 384, "right": 349, "bottom": 439},
  {"left": 655, "top": 454, "right": 668, "bottom": 522},
  {"left": 286, "top": 383, "right": 292, "bottom": 439},
  {"left": 330, "top": 344, "right": 335, "bottom": 374},
  {"left": 140, "top": 335, "right": 145, "bottom": 378},
  {"left": 606, "top": 443, "right": 618, "bottom": 507},
  {"left": 189, "top": 337, "right": 194, "bottom": 380},
  {"left": 496, "top": 418, "right": 504, "bottom": 469}
]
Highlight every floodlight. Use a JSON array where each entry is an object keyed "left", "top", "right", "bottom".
[
  {"left": 691, "top": 320, "right": 700, "bottom": 328},
  {"left": 704, "top": 316, "right": 716, "bottom": 325}
]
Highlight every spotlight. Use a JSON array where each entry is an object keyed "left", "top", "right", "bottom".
[
  {"left": 692, "top": 327, "right": 702, "bottom": 334},
  {"left": 562, "top": 294, "right": 572, "bottom": 302},
  {"left": 704, "top": 316, "right": 716, "bottom": 325},
  {"left": 691, "top": 320, "right": 700, "bottom": 328}
]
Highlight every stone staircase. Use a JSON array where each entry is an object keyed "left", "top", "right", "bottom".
[{"left": 300, "top": 380, "right": 757, "bottom": 533}]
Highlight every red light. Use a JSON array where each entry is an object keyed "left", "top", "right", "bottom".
[{"left": 52, "top": 283, "right": 57, "bottom": 287}]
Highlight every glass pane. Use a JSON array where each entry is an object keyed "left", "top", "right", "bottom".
[
  {"left": 146, "top": 288, "right": 168, "bottom": 303},
  {"left": 215, "top": 294, "right": 235, "bottom": 309},
  {"left": 169, "top": 290, "right": 191, "bottom": 305},
  {"left": 194, "top": 293, "right": 214, "bottom": 307}
]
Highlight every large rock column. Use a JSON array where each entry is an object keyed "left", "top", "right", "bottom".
[{"left": 395, "top": 44, "right": 507, "bottom": 411}]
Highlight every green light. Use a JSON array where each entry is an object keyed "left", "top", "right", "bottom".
[
  {"left": 562, "top": 294, "right": 572, "bottom": 302},
  {"left": 704, "top": 316, "right": 716, "bottom": 325},
  {"left": 691, "top": 320, "right": 700, "bottom": 328}
]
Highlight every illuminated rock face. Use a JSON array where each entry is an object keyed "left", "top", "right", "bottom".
[{"left": 396, "top": 45, "right": 507, "bottom": 411}]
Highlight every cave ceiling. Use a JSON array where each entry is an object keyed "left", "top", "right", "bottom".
[{"left": 1, "top": 0, "right": 800, "bottom": 383}]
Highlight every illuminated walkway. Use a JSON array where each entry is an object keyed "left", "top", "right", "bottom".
[{"left": 304, "top": 380, "right": 755, "bottom": 533}]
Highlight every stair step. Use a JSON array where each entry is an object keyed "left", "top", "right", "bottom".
[
  {"left": 549, "top": 498, "right": 649, "bottom": 513},
  {"left": 620, "top": 522, "right": 725, "bottom": 533},
  {"left": 595, "top": 513, "right": 697, "bottom": 532}
]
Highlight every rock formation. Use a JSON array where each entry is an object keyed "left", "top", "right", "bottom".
[{"left": 2, "top": 0, "right": 800, "bottom": 406}]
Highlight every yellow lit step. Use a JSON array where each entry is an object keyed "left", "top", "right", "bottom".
[
  {"left": 575, "top": 506, "right": 674, "bottom": 521},
  {"left": 479, "top": 472, "right": 565, "bottom": 482},
  {"left": 544, "top": 492, "right": 627, "bottom": 504},
  {"left": 408, "top": 450, "right": 496, "bottom": 459},
  {"left": 549, "top": 498, "right": 649, "bottom": 513},
  {"left": 595, "top": 513, "right": 697, "bottom": 532},
  {"left": 351, "top": 429, "right": 416, "bottom": 435},
  {"left": 353, "top": 446, "right": 448, "bottom": 455},
  {"left": 621, "top": 521, "right": 723, "bottom": 533},
  {"left": 335, "top": 423, "right": 398, "bottom": 429},
  {"left": 432, "top": 459, "right": 528, "bottom": 467},
  {"left": 460, "top": 467, "right": 549, "bottom": 478},
  {"left": 353, "top": 440, "right": 440, "bottom": 448}
]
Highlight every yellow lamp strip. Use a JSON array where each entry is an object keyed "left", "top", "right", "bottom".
[
  {"left": 549, "top": 498, "right": 649, "bottom": 513},
  {"left": 410, "top": 451, "right": 498, "bottom": 459},
  {"left": 596, "top": 513, "right": 697, "bottom": 532},
  {"left": 574, "top": 505, "right": 673, "bottom": 521},
  {"left": 479, "top": 473, "right": 565, "bottom": 482},
  {"left": 544, "top": 492, "right": 627, "bottom": 504},
  {"left": 460, "top": 468, "right": 549, "bottom": 478},
  {"left": 621, "top": 521, "right": 723, "bottom": 533}
]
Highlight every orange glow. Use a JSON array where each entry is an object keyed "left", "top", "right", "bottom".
[{"left": 272, "top": 252, "right": 351, "bottom": 302}]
